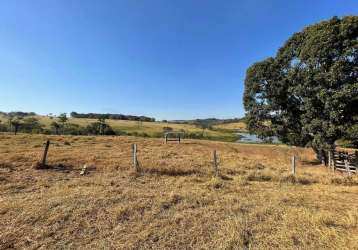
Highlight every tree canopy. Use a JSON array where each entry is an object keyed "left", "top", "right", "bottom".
[{"left": 244, "top": 16, "right": 358, "bottom": 161}]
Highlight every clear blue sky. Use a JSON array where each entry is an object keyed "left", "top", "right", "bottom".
[{"left": 0, "top": 0, "right": 357, "bottom": 120}]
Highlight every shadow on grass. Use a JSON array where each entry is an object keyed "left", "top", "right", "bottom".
[
  {"left": 0, "top": 162, "right": 14, "bottom": 171},
  {"left": 300, "top": 160, "right": 322, "bottom": 166},
  {"left": 330, "top": 176, "right": 358, "bottom": 186},
  {"left": 178, "top": 142, "right": 203, "bottom": 146},
  {"left": 34, "top": 163, "right": 76, "bottom": 173},
  {"left": 219, "top": 174, "right": 233, "bottom": 181},
  {"left": 143, "top": 167, "right": 201, "bottom": 176},
  {"left": 246, "top": 172, "right": 272, "bottom": 182},
  {"left": 280, "top": 174, "right": 318, "bottom": 185}
]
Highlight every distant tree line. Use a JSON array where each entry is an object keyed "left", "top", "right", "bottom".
[
  {"left": 0, "top": 111, "right": 37, "bottom": 117},
  {"left": 169, "top": 117, "right": 245, "bottom": 125},
  {"left": 70, "top": 112, "right": 155, "bottom": 122}
]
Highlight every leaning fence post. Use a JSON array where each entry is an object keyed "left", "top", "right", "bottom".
[
  {"left": 291, "top": 155, "right": 296, "bottom": 175},
  {"left": 132, "top": 144, "right": 139, "bottom": 172},
  {"left": 41, "top": 140, "right": 50, "bottom": 167},
  {"left": 213, "top": 150, "right": 218, "bottom": 177}
]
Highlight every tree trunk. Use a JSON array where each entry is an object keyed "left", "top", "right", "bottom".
[
  {"left": 312, "top": 145, "right": 334, "bottom": 166},
  {"left": 321, "top": 150, "right": 328, "bottom": 166},
  {"left": 312, "top": 146, "right": 326, "bottom": 165},
  {"left": 312, "top": 146, "right": 321, "bottom": 161}
]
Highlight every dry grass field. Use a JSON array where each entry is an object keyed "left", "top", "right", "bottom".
[
  {"left": 213, "top": 122, "right": 247, "bottom": 131},
  {"left": 0, "top": 134, "right": 357, "bottom": 249}
]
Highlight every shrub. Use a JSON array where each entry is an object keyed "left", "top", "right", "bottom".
[
  {"left": 20, "top": 117, "right": 44, "bottom": 133},
  {"left": 163, "top": 126, "right": 173, "bottom": 132},
  {"left": 103, "top": 126, "right": 116, "bottom": 135},
  {"left": 0, "top": 123, "right": 8, "bottom": 132},
  {"left": 84, "top": 122, "right": 116, "bottom": 135},
  {"left": 115, "top": 130, "right": 127, "bottom": 136},
  {"left": 64, "top": 123, "right": 82, "bottom": 135}
]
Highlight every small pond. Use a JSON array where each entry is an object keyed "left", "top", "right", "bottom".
[{"left": 237, "top": 132, "right": 280, "bottom": 144}]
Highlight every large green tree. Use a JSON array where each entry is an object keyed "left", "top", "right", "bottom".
[{"left": 244, "top": 16, "right": 358, "bottom": 163}]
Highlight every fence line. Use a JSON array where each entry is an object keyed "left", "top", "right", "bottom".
[
  {"left": 31, "top": 139, "right": 357, "bottom": 176},
  {"left": 331, "top": 150, "right": 357, "bottom": 174}
]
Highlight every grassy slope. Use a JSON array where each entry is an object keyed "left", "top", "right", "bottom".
[
  {"left": 0, "top": 115, "right": 242, "bottom": 142},
  {"left": 0, "top": 134, "right": 357, "bottom": 249},
  {"left": 213, "top": 121, "right": 247, "bottom": 131},
  {"left": 0, "top": 114, "right": 7, "bottom": 123}
]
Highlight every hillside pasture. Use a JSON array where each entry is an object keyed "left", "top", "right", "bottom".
[
  {"left": 0, "top": 115, "right": 240, "bottom": 142},
  {"left": 0, "top": 134, "right": 357, "bottom": 249},
  {"left": 213, "top": 121, "right": 247, "bottom": 131}
]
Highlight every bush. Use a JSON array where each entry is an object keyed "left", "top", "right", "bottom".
[
  {"left": 152, "top": 132, "right": 164, "bottom": 138},
  {"left": 64, "top": 123, "right": 82, "bottom": 135},
  {"left": 103, "top": 126, "right": 116, "bottom": 135},
  {"left": 139, "top": 132, "right": 149, "bottom": 137},
  {"left": 163, "top": 126, "right": 173, "bottom": 132},
  {"left": 185, "top": 132, "right": 204, "bottom": 139},
  {"left": 84, "top": 122, "right": 116, "bottom": 135},
  {"left": 115, "top": 130, "right": 127, "bottom": 136},
  {"left": 20, "top": 117, "right": 44, "bottom": 133},
  {"left": 0, "top": 123, "right": 8, "bottom": 132}
]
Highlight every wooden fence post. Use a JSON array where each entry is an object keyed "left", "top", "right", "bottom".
[
  {"left": 333, "top": 151, "right": 337, "bottom": 171},
  {"left": 291, "top": 155, "right": 296, "bottom": 175},
  {"left": 344, "top": 159, "right": 351, "bottom": 176},
  {"left": 213, "top": 150, "right": 218, "bottom": 177},
  {"left": 328, "top": 151, "right": 332, "bottom": 169},
  {"left": 355, "top": 151, "right": 358, "bottom": 174},
  {"left": 132, "top": 144, "right": 139, "bottom": 172},
  {"left": 41, "top": 140, "right": 50, "bottom": 167},
  {"left": 321, "top": 150, "right": 325, "bottom": 165}
]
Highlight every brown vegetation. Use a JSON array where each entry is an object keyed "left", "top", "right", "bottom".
[{"left": 0, "top": 134, "right": 357, "bottom": 249}]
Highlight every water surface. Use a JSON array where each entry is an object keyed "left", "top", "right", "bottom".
[{"left": 237, "top": 132, "right": 279, "bottom": 144}]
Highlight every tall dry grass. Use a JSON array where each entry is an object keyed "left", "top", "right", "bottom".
[{"left": 0, "top": 134, "right": 357, "bottom": 249}]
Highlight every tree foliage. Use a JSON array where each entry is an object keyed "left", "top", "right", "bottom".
[
  {"left": 85, "top": 121, "right": 116, "bottom": 135},
  {"left": 244, "top": 16, "right": 358, "bottom": 161},
  {"left": 70, "top": 112, "right": 155, "bottom": 122},
  {"left": 21, "top": 117, "right": 43, "bottom": 133},
  {"left": 58, "top": 113, "right": 68, "bottom": 125},
  {"left": 50, "top": 121, "right": 61, "bottom": 135}
]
